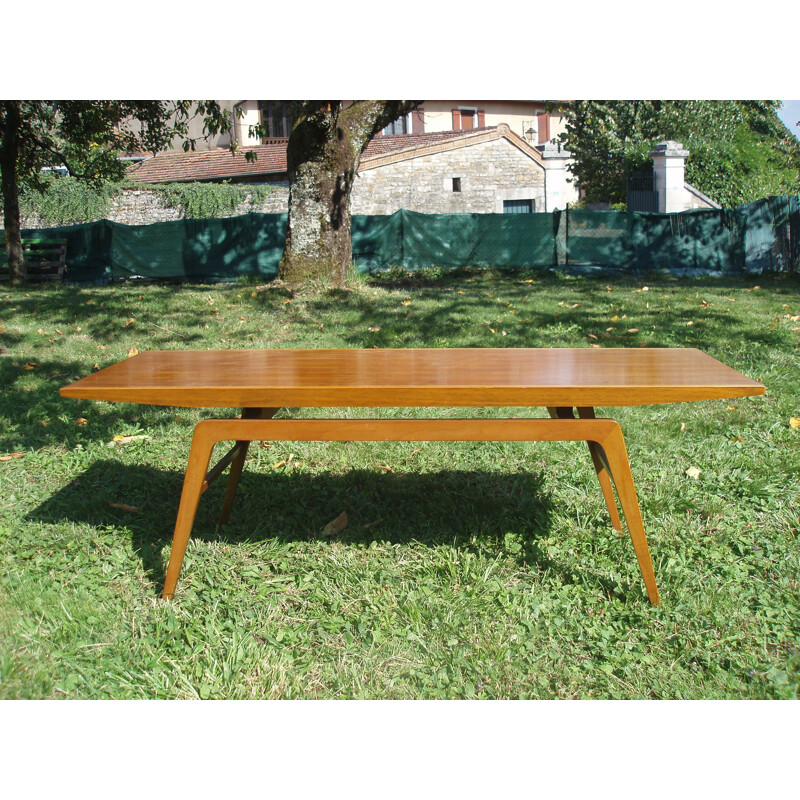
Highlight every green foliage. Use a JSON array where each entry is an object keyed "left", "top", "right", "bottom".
[
  {"left": 20, "top": 175, "right": 123, "bottom": 226},
  {"left": 560, "top": 100, "right": 800, "bottom": 207},
  {"left": 17, "top": 176, "right": 274, "bottom": 224},
  {"left": 150, "top": 181, "right": 273, "bottom": 219}
]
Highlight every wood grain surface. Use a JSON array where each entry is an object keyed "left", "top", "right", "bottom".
[{"left": 60, "top": 347, "right": 765, "bottom": 408}]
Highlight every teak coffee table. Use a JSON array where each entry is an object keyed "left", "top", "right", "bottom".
[{"left": 60, "top": 348, "right": 765, "bottom": 605}]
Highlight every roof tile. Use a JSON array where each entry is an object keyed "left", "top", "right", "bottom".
[{"left": 127, "top": 127, "right": 503, "bottom": 183}]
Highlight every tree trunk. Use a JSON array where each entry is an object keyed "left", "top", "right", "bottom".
[
  {"left": 279, "top": 101, "right": 420, "bottom": 287},
  {"left": 0, "top": 101, "right": 25, "bottom": 286}
]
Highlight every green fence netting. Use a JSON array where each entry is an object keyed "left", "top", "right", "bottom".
[
  {"left": 20, "top": 197, "right": 798, "bottom": 283},
  {"left": 352, "top": 209, "right": 558, "bottom": 271},
  {"left": 566, "top": 208, "right": 748, "bottom": 274},
  {"left": 737, "top": 195, "right": 800, "bottom": 274}
]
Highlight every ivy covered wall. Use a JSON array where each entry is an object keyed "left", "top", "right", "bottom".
[{"left": 5, "top": 176, "right": 289, "bottom": 228}]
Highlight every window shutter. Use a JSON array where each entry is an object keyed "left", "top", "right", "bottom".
[
  {"left": 477, "top": 109, "right": 485, "bottom": 128},
  {"left": 452, "top": 109, "right": 461, "bottom": 130},
  {"left": 537, "top": 112, "right": 550, "bottom": 144}
]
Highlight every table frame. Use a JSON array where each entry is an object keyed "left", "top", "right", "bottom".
[{"left": 162, "top": 406, "right": 660, "bottom": 605}]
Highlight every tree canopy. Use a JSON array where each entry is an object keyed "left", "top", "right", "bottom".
[
  {"left": 1, "top": 101, "right": 197, "bottom": 284},
  {"left": 557, "top": 100, "right": 800, "bottom": 207}
]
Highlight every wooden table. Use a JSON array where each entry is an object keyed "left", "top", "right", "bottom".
[{"left": 60, "top": 348, "right": 765, "bottom": 605}]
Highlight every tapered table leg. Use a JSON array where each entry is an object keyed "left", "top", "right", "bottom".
[
  {"left": 596, "top": 423, "right": 660, "bottom": 605},
  {"left": 548, "top": 407, "right": 623, "bottom": 531},
  {"left": 219, "top": 408, "right": 279, "bottom": 526},
  {"left": 219, "top": 442, "right": 250, "bottom": 525},
  {"left": 162, "top": 425, "right": 216, "bottom": 601},
  {"left": 576, "top": 407, "right": 623, "bottom": 532}
]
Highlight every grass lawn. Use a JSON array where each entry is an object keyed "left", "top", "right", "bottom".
[{"left": 1, "top": 267, "right": 798, "bottom": 699}]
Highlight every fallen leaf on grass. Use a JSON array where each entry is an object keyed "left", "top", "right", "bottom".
[
  {"left": 376, "top": 464, "right": 394, "bottom": 473},
  {"left": 789, "top": 417, "right": 800, "bottom": 430},
  {"left": 127, "top": 347, "right": 138, "bottom": 357},
  {"left": 363, "top": 518, "right": 384, "bottom": 530},
  {"left": 680, "top": 423, "right": 686, "bottom": 432},
  {"left": 627, "top": 328, "right": 640, "bottom": 333},
  {"left": 401, "top": 300, "right": 412, "bottom": 306},
  {"left": 586, "top": 333, "right": 598, "bottom": 340},
  {"left": 23, "top": 362, "right": 39, "bottom": 370},
  {"left": 685, "top": 466, "right": 702, "bottom": 480},
  {"left": 270, "top": 460, "right": 287, "bottom": 470},
  {"left": 0, "top": 452, "right": 25, "bottom": 462},
  {"left": 125, "top": 318, "right": 135, "bottom": 327},
  {"left": 108, "top": 434, "right": 150, "bottom": 447},
  {"left": 369, "top": 326, "right": 381, "bottom": 332},
  {"left": 75, "top": 418, "right": 88, "bottom": 426},
  {"left": 106, "top": 501, "right": 139, "bottom": 513},
  {"left": 321, "top": 511, "right": 348, "bottom": 537},
  {"left": 726, "top": 405, "right": 738, "bottom": 411}
]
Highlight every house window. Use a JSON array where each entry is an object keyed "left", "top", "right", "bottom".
[
  {"left": 452, "top": 177, "right": 462, "bottom": 192},
  {"left": 260, "top": 101, "right": 298, "bottom": 139},
  {"left": 382, "top": 114, "right": 411, "bottom": 136},
  {"left": 503, "top": 199, "right": 534, "bottom": 214},
  {"left": 452, "top": 107, "right": 485, "bottom": 131},
  {"left": 460, "top": 108, "right": 477, "bottom": 129}
]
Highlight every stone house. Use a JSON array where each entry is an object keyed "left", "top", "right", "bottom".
[{"left": 122, "top": 121, "right": 577, "bottom": 222}]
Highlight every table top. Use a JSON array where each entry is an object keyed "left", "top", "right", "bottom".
[{"left": 59, "top": 348, "right": 765, "bottom": 409}]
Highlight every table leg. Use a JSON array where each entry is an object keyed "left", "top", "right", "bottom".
[
  {"left": 219, "top": 407, "right": 279, "bottom": 526},
  {"left": 595, "top": 424, "right": 660, "bottom": 606},
  {"left": 548, "top": 407, "right": 623, "bottom": 531},
  {"left": 162, "top": 423, "right": 216, "bottom": 601}
]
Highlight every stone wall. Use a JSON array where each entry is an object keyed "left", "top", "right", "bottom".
[
  {"left": 10, "top": 180, "right": 290, "bottom": 229},
  {"left": 352, "top": 138, "right": 545, "bottom": 215}
]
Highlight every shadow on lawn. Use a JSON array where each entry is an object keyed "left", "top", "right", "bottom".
[{"left": 26, "top": 457, "right": 625, "bottom": 600}]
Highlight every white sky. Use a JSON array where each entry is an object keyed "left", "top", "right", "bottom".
[{"left": 777, "top": 101, "right": 800, "bottom": 140}]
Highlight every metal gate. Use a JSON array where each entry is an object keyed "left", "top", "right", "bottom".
[{"left": 626, "top": 172, "right": 659, "bottom": 213}]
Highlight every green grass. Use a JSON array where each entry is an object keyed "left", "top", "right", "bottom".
[{"left": 1, "top": 268, "right": 799, "bottom": 699}]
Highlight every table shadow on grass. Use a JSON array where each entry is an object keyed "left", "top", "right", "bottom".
[{"left": 23, "top": 458, "right": 633, "bottom": 600}]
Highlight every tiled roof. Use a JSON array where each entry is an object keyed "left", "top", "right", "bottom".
[
  {"left": 127, "top": 141, "right": 290, "bottom": 183},
  {"left": 362, "top": 128, "right": 495, "bottom": 158},
  {"left": 126, "top": 126, "right": 528, "bottom": 184}
]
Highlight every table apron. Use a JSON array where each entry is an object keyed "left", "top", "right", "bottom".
[{"left": 192, "top": 416, "right": 621, "bottom": 446}]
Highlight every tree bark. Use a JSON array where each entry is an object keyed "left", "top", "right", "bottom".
[
  {"left": 279, "top": 101, "right": 420, "bottom": 287},
  {"left": 0, "top": 101, "right": 25, "bottom": 285}
]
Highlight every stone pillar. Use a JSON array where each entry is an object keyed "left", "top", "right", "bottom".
[
  {"left": 540, "top": 142, "right": 571, "bottom": 211},
  {"left": 650, "top": 140, "right": 689, "bottom": 213}
]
